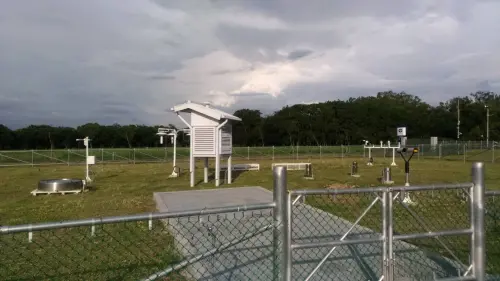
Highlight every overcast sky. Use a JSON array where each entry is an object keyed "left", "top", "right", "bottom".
[{"left": 1, "top": 0, "right": 499, "bottom": 129}]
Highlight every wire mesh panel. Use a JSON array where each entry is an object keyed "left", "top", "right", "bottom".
[
  {"left": 0, "top": 220, "right": 185, "bottom": 281},
  {"left": 289, "top": 190, "right": 384, "bottom": 281},
  {"left": 391, "top": 187, "right": 472, "bottom": 280},
  {"left": 154, "top": 210, "right": 275, "bottom": 281},
  {"left": 486, "top": 191, "right": 500, "bottom": 279},
  {"left": 0, "top": 207, "right": 275, "bottom": 281}
]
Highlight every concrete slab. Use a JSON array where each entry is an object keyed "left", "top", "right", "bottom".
[
  {"left": 152, "top": 187, "right": 467, "bottom": 281},
  {"left": 154, "top": 186, "right": 272, "bottom": 212}
]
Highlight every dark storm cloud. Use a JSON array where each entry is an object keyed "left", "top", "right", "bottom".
[{"left": 1, "top": 0, "right": 499, "bottom": 129}]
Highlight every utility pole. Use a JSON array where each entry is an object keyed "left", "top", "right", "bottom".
[
  {"left": 485, "top": 105, "right": 491, "bottom": 148},
  {"left": 457, "top": 99, "right": 461, "bottom": 140}
]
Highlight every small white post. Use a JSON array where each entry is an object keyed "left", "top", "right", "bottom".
[
  {"left": 227, "top": 155, "right": 232, "bottom": 184},
  {"left": 380, "top": 141, "right": 383, "bottom": 147},
  {"left": 391, "top": 148, "right": 397, "bottom": 166},
  {"left": 204, "top": 158, "right": 208, "bottom": 183},
  {"left": 367, "top": 148, "right": 373, "bottom": 166}
]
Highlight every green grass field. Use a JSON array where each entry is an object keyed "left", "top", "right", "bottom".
[{"left": 0, "top": 157, "right": 499, "bottom": 280}]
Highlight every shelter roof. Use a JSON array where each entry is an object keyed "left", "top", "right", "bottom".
[{"left": 171, "top": 101, "right": 242, "bottom": 122}]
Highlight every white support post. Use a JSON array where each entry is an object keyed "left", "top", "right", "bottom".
[
  {"left": 190, "top": 155, "right": 195, "bottom": 187},
  {"left": 391, "top": 148, "right": 397, "bottom": 166},
  {"left": 76, "top": 137, "right": 93, "bottom": 184},
  {"left": 204, "top": 158, "right": 208, "bottom": 183},
  {"left": 172, "top": 132, "right": 177, "bottom": 168},
  {"left": 84, "top": 138, "right": 90, "bottom": 182},
  {"left": 190, "top": 129, "right": 195, "bottom": 186},
  {"left": 215, "top": 154, "right": 220, "bottom": 187},
  {"left": 175, "top": 113, "right": 193, "bottom": 187},
  {"left": 227, "top": 155, "right": 232, "bottom": 184},
  {"left": 168, "top": 130, "right": 179, "bottom": 178}
]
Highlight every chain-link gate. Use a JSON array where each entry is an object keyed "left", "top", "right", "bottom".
[{"left": 277, "top": 162, "right": 487, "bottom": 281}]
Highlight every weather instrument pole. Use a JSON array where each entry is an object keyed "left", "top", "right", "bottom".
[
  {"left": 397, "top": 147, "right": 419, "bottom": 205},
  {"left": 157, "top": 128, "right": 186, "bottom": 178},
  {"left": 76, "top": 136, "right": 95, "bottom": 184}
]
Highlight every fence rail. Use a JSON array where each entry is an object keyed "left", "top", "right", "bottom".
[
  {"left": 1, "top": 162, "right": 497, "bottom": 280},
  {"left": 0, "top": 143, "right": 499, "bottom": 167}
]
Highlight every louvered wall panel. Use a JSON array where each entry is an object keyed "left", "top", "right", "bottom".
[
  {"left": 220, "top": 124, "right": 232, "bottom": 154},
  {"left": 193, "top": 127, "right": 216, "bottom": 156}
]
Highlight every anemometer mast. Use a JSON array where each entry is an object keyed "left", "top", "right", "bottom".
[
  {"left": 76, "top": 136, "right": 95, "bottom": 183},
  {"left": 157, "top": 127, "right": 189, "bottom": 178}
]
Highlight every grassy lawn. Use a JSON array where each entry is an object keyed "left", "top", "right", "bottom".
[{"left": 0, "top": 157, "right": 499, "bottom": 280}]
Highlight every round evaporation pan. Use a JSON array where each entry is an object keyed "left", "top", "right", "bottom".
[{"left": 38, "top": 178, "right": 84, "bottom": 192}]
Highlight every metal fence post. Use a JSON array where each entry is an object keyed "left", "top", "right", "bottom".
[
  {"left": 382, "top": 189, "right": 389, "bottom": 280},
  {"left": 492, "top": 144, "right": 495, "bottom": 163},
  {"left": 471, "top": 162, "right": 485, "bottom": 280},
  {"left": 464, "top": 144, "right": 467, "bottom": 163},
  {"left": 273, "top": 166, "right": 291, "bottom": 281},
  {"left": 380, "top": 188, "right": 396, "bottom": 281}
]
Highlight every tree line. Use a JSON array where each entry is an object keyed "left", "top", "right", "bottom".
[{"left": 0, "top": 91, "right": 498, "bottom": 150}]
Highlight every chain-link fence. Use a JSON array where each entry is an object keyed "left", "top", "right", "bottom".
[
  {"left": 0, "top": 162, "right": 495, "bottom": 280},
  {"left": 486, "top": 190, "right": 500, "bottom": 277},
  {"left": 0, "top": 203, "right": 275, "bottom": 281},
  {"left": 0, "top": 143, "right": 498, "bottom": 167}
]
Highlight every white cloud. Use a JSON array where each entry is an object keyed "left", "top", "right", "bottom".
[{"left": 0, "top": 0, "right": 499, "bottom": 128}]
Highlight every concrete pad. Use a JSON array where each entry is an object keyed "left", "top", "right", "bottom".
[
  {"left": 152, "top": 187, "right": 466, "bottom": 281},
  {"left": 154, "top": 186, "right": 272, "bottom": 212}
]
